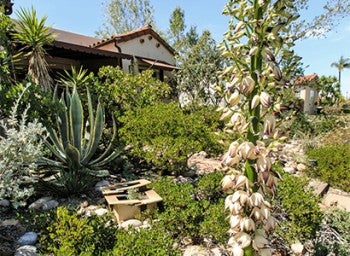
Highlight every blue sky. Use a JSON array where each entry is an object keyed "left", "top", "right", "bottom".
[{"left": 11, "top": 0, "right": 350, "bottom": 97}]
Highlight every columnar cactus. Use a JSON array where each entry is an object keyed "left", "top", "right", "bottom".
[{"left": 219, "top": 0, "right": 298, "bottom": 255}]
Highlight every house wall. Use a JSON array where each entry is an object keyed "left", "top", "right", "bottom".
[
  {"left": 297, "top": 86, "right": 318, "bottom": 114},
  {"left": 97, "top": 35, "right": 175, "bottom": 74}
]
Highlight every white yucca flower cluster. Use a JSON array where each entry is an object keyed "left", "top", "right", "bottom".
[
  {"left": 219, "top": 0, "right": 297, "bottom": 255},
  {"left": 221, "top": 141, "right": 277, "bottom": 255}
]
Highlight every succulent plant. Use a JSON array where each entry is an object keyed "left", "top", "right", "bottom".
[{"left": 39, "top": 86, "right": 120, "bottom": 195}]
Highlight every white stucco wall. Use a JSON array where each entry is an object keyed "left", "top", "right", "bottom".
[{"left": 98, "top": 35, "right": 175, "bottom": 74}]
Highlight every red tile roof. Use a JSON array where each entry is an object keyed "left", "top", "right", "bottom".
[
  {"left": 92, "top": 25, "right": 175, "bottom": 55},
  {"left": 295, "top": 73, "right": 318, "bottom": 85}
]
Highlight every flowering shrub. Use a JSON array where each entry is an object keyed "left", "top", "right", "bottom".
[
  {"left": 0, "top": 88, "right": 46, "bottom": 208},
  {"left": 218, "top": 0, "right": 298, "bottom": 255}
]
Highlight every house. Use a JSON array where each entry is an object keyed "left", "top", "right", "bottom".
[
  {"left": 92, "top": 25, "right": 178, "bottom": 81},
  {"left": 44, "top": 25, "right": 178, "bottom": 82},
  {"left": 294, "top": 73, "right": 319, "bottom": 114}
]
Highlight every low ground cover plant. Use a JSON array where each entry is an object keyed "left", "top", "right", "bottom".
[
  {"left": 314, "top": 209, "right": 350, "bottom": 256},
  {"left": 272, "top": 168, "right": 322, "bottom": 244},
  {"left": 307, "top": 143, "right": 350, "bottom": 192}
]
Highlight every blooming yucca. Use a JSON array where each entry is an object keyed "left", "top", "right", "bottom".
[{"left": 219, "top": 0, "right": 298, "bottom": 255}]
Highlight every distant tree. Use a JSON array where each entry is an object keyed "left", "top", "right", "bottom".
[
  {"left": 168, "top": 7, "right": 185, "bottom": 51},
  {"left": 176, "top": 30, "right": 223, "bottom": 107},
  {"left": 293, "top": 0, "right": 350, "bottom": 39},
  {"left": 317, "top": 75, "right": 341, "bottom": 105},
  {"left": 331, "top": 56, "right": 350, "bottom": 86},
  {"left": 12, "top": 7, "right": 54, "bottom": 91},
  {"left": 97, "top": 0, "right": 155, "bottom": 38}
]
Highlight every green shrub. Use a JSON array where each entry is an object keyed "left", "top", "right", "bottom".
[
  {"left": 0, "top": 89, "right": 45, "bottom": 208},
  {"left": 272, "top": 168, "right": 322, "bottom": 243},
  {"left": 39, "top": 207, "right": 118, "bottom": 256},
  {"left": 199, "top": 198, "right": 229, "bottom": 245},
  {"left": 151, "top": 177, "right": 203, "bottom": 239},
  {"left": 110, "top": 228, "right": 180, "bottom": 256},
  {"left": 307, "top": 144, "right": 350, "bottom": 192},
  {"left": 315, "top": 209, "right": 350, "bottom": 256},
  {"left": 92, "top": 66, "right": 171, "bottom": 115},
  {"left": 150, "top": 173, "right": 228, "bottom": 245},
  {"left": 195, "top": 171, "right": 225, "bottom": 201},
  {"left": 119, "top": 102, "right": 223, "bottom": 174}
]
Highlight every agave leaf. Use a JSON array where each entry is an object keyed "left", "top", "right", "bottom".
[
  {"left": 89, "top": 149, "right": 121, "bottom": 168},
  {"left": 46, "top": 126, "right": 65, "bottom": 155},
  {"left": 81, "top": 100, "right": 104, "bottom": 164},
  {"left": 37, "top": 157, "right": 65, "bottom": 169},
  {"left": 90, "top": 170, "right": 109, "bottom": 177},
  {"left": 58, "top": 94, "right": 69, "bottom": 149},
  {"left": 81, "top": 88, "right": 95, "bottom": 158},
  {"left": 65, "top": 143, "right": 82, "bottom": 171},
  {"left": 88, "top": 114, "right": 118, "bottom": 165},
  {"left": 43, "top": 139, "right": 67, "bottom": 165},
  {"left": 69, "top": 87, "right": 83, "bottom": 152}
]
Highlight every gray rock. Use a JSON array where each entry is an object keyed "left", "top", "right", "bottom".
[
  {"left": 17, "top": 232, "right": 38, "bottom": 246},
  {"left": 283, "top": 166, "right": 296, "bottom": 174},
  {"left": 308, "top": 179, "right": 329, "bottom": 197},
  {"left": 119, "top": 219, "right": 142, "bottom": 229},
  {"left": 94, "top": 208, "right": 109, "bottom": 216},
  {"left": 0, "top": 199, "right": 10, "bottom": 207},
  {"left": 322, "top": 188, "right": 350, "bottom": 211},
  {"left": 95, "top": 180, "right": 110, "bottom": 192},
  {"left": 15, "top": 245, "right": 37, "bottom": 256},
  {"left": 183, "top": 245, "right": 210, "bottom": 256},
  {"left": 42, "top": 200, "right": 59, "bottom": 211},
  {"left": 291, "top": 242, "right": 304, "bottom": 255},
  {"left": 28, "top": 197, "right": 52, "bottom": 210}
]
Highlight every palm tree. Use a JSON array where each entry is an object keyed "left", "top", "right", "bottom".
[
  {"left": 331, "top": 56, "right": 350, "bottom": 86},
  {"left": 12, "top": 7, "right": 55, "bottom": 91}
]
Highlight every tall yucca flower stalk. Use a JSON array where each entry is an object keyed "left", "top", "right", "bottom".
[{"left": 218, "top": 0, "right": 298, "bottom": 255}]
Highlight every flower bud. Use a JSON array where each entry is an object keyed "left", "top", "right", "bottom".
[
  {"left": 273, "top": 103, "right": 281, "bottom": 112},
  {"left": 260, "top": 204, "right": 271, "bottom": 220},
  {"left": 272, "top": 64, "right": 282, "bottom": 81},
  {"left": 250, "top": 192, "right": 264, "bottom": 207},
  {"left": 264, "top": 48, "right": 275, "bottom": 62},
  {"left": 228, "top": 91, "right": 240, "bottom": 107},
  {"left": 256, "top": 156, "right": 272, "bottom": 172},
  {"left": 235, "top": 232, "right": 252, "bottom": 249},
  {"left": 253, "top": 234, "right": 269, "bottom": 250},
  {"left": 220, "top": 109, "right": 234, "bottom": 120},
  {"left": 234, "top": 21, "right": 245, "bottom": 33},
  {"left": 230, "top": 202, "right": 243, "bottom": 215},
  {"left": 239, "top": 142, "right": 257, "bottom": 160},
  {"left": 240, "top": 217, "right": 256, "bottom": 232},
  {"left": 240, "top": 76, "right": 255, "bottom": 95},
  {"left": 251, "top": 95, "right": 260, "bottom": 109},
  {"left": 263, "top": 116, "right": 276, "bottom": 136},
  {"left": 235, "top": 175, "right": 249, "bottom": 191},
  {"left": 264, "top": 216, "right": 276, "bottom": 231},
  {"left": 228, "top": 141, "right": 240, "bottom": 157},
  {"left": 222, "top": 175, "right": 235, "bottom": 191},
  {"left": 231, "top": 245, "right": 244, "bottom": 256},
  {"left": 260, "top": 92, "right": 272, "bottom": 108},
  {"left": 230, "top": 215, "right": 243, "bottom": 229},
  {"left": 249, "top": 46, "right": 259, "bottom": 56}
]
